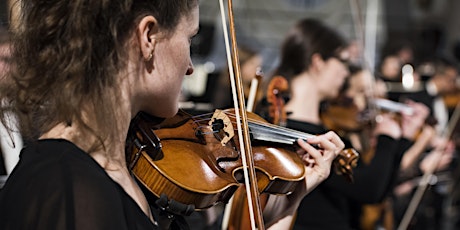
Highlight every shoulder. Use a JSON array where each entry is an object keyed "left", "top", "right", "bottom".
[
  {"left": 0, "top": 140, "right": 140, "bottom": 230},
  {"left": 3, "top": 139, "right": 121, "bottom": 200},
  {"left": 10, "top": 139, "right": 114, "bottom": 190}
]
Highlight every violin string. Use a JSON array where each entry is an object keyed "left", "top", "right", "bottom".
[
  {"left": 190, "top": 112, "right": 315, "bottom": 141},
  {"left": 190, "top": 112, "right": 215, "bottom": 121},
  {"left": 223, "top": 113, "right": 315, "bottom": 139}
]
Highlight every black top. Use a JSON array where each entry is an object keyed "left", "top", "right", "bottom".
[
  {"left": 402, "top": 83, "right": 436, "bottom": 117},
  {"left": 287, "top": 119, "right": 412, "bottom": 230},
  {"left": 0, "top": 139, "right": 186, "bottom": 230},
  {"left": 0, "top": 145, "right": 6, "bottom": 175}
]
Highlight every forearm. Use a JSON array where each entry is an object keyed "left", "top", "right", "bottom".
[{"left": 400, "top": 126, "right": 433, "bottom": 171}]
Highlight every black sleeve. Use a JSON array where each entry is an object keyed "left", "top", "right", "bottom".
[
  {"left": 322, "top": 135, "right": 402, "bottom": 203},
  {"left": 383, "top": 138, "right": 415, "bottom": 197},
  {"left": 0, "top": 146, "right": 6, "bottom": 175}
]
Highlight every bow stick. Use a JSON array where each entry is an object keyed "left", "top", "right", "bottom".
[{"left": 218, "top": 0, "right": 265, "bottom": 229}]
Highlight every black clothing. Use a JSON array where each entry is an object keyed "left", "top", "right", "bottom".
[
  {"left": 391, "top": 81, "right": 455, "bottom": 230},
  {"left": 390, "top": 81, "right": 440, "bottom": 127},
  {"left": 287, "top": 119, "right": 412, "bottom": 230},
  {"left": 0, "top": 145, "right": 6, "bottom": 175},
  {"left": 403, "top": 83, "right": 437, "bottom": 120},
  {"left": 0, "top": 139, "right": 188, "bottom": 230}
]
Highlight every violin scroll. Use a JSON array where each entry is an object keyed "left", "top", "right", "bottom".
[
  {"left": 266, "top": 76, "right": 289, "bottom": 126},
  {"left": 333, "top": 148, "right": 359, "bottom": 183}
]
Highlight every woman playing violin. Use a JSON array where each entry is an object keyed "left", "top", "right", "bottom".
[
  {"left": 262, "top": 18, "right": 429, "bottom": 230},
  {"left": 0, "top": 1, "right": 343, "bottom": 229}
]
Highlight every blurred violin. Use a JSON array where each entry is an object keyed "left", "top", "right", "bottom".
[
  {"left": 320, "top": 95, "right": 373, "bottom": 135},
  {"left": 266, "top": 76, "right": 289, "bottom": 126},
  {"left": 443, "top": 89, "right": 460, "bottom": 110},
  {"left": 369, "top": 98, "right": 414, "bottom": 115},
  {"left": 321, "top": 95, "right": 420, "bottom": 161},
  {"left": 321, "top": 94, "right": 416, "bottom": 132}
]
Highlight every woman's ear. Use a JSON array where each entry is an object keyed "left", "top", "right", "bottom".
[
  {"left": 311, "top": 53, "right": 325, "bottom": 71},
  {"left": 137, "top": 16, "right": 159, "bottom": 61}
]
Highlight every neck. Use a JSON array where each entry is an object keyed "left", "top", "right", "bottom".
[
  {"left": 40, "top": 74, "right": 134, "bottom": 170},
  {"left": 285, "top": 72, "right": 322, "bottom": 124},
  {"left": 40, "top": 116, "right": 130, "bottom": 171}
]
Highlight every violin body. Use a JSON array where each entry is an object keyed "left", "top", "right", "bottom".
[
  {"left": 320, "top": 96, "right": 374, "bottom": 135},
  {"left": 126, "top": 111, "right": 239, "bottom": 209},
  {"left": 126, "top": 109, "right": 306, "bottom": 210}
]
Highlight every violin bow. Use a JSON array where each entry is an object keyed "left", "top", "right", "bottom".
[
  {"left": 246, "top": 68, "right": 263, "bottom": 113},
  {"left": 218, "top": 0, "right": 265, "bottom": 229},
  {"left": 349, "top": 0, "right": 381, "bottom": 117},
  {"left": 397, "top": 100, "right": 460, "bottom": 230}
]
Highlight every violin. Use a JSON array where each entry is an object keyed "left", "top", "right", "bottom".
[
  {"left": 126, "top": 108, "right": 321, "bottom": 210},
  {"left": 320, "top": 95, "right": 373, "bottom": 135},
  {"left": 443, "top": 89, "right": 460, "bottom": 110},
  {"left": 126, "top": 104, "right": 362, "bottom": 208},
  {"left": 266, "top": 76, "right": 289, "bottom": 126}
]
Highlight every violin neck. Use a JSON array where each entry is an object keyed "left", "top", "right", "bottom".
[{"left": 370, "top": 98, "right": 414, "bottom": 115}]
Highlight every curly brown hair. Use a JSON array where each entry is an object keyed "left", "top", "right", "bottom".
[{"left": 1, "top": 0, "right": 198, "bottom": 147}]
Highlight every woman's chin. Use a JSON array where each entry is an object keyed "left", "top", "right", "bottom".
[{"left": 139, "top": 103, "right": 177, "bottom": 119}]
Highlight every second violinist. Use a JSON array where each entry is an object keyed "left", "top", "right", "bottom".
[{"left": 260, "top": 18, "right": 429, "bottom": 230}]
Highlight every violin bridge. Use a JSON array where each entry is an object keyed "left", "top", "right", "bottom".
[{"left": 209, "top": 109, "right": 235, "bottom": 146}]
